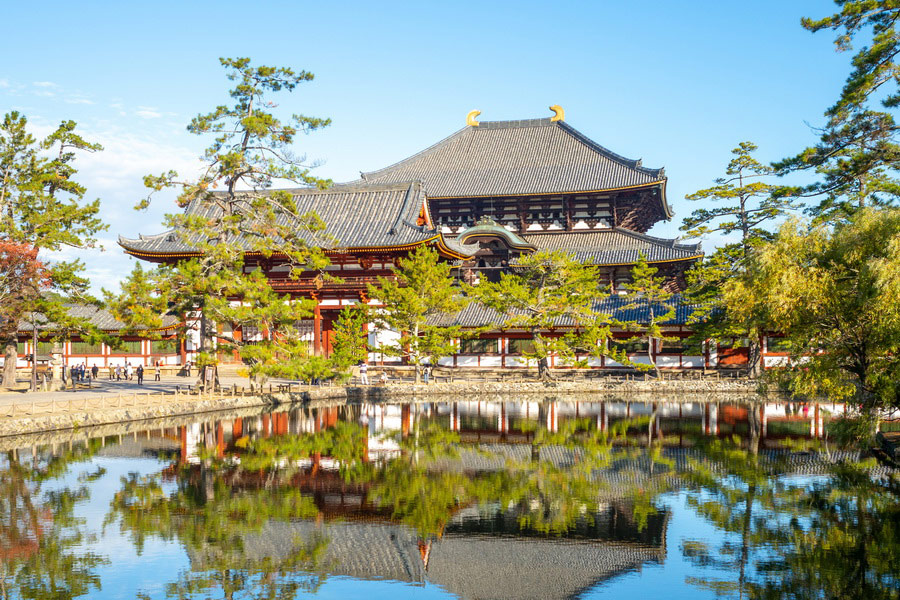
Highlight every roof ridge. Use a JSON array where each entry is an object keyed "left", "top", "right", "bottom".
[
  {"left": 357, "top": 125, "right": 471, "bottom": 181},
  {"left": 612, "top": 227, "right": 701, "bottom": 251},
  {"left": 556, "top": 121, "right": 665, "bottom": 178}
]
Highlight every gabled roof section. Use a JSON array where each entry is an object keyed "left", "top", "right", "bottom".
[
  {"left": 119, "top": 182, "right": 467, "bottom": 259},
  {"left": 456, "top": 221, "right": 537, "bottom": 251},
  {"left": 522, "top": 229, "right": 702, "bottom": 265},
  {"left": 355, "top": 118, "right": 667, "bottom": 200}
]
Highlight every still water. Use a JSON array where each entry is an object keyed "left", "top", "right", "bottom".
[{"left": 1, "top": 398, "right": 897, "bottom": 599}]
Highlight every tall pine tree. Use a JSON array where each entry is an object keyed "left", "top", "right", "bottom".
[
  {"left": 0, "top": 112, "right": 106, "bottom": 388},
  {"left": 108, "top": 58, "right": 332, "bottom": 384}
]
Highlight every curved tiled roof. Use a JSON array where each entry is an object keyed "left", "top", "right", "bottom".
[
  {"left": 522, "top": 229, "right": 701, "bottom": 265},
  {"left": 355, "top": 118, "right": 668, "bottom": 206},
  {"left": 431, "top": 294, "right": 700, "bottom": 328},
  {"left": 119, "top": 182, "right": 472, "bottom": 257},
  {"left": 456, "top": 222, "right": 537, "bottom": 250},
  {"left": 18, "top": 304, "right": 179, "bottom": 333}
]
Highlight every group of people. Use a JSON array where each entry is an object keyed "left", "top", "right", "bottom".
[
  {"left": 65, "top": 363, "right": 98, "bottom": 383},
  {"left": 357, "top": 361, "right": 392, "bottom": 385},
  {"left": 61, "top": 361, "right": 165, "bottom": 387},
  {"left": 106, "top": 362, "right": 143, "bottom": 383}
]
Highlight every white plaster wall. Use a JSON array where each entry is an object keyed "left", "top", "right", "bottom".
[
  {"left": 438, "top": 357, "right": 454, "bottom": 366},
  {"left": 764, "top": 356, "right": 790, "bottom": 367},
  {"left": 656, "top": 356, "right": 680, "bottom": 368},
  {"left": 505, "top": 356, "right": 535, "bottom": 368},
  {"left": 480, "top": 356, "right": 502, "bottom": 367},
  {"left": 681, "top": 356, "right": 704, "bottom": 368},
  {"left": 456, "top": 356, "right": 478, "bottom": 367}
]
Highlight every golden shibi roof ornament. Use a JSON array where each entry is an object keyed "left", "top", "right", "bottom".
[{"left": 466, "top": 106, "right": 564, "bottom": 126}]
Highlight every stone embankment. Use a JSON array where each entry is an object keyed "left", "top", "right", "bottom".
[{"left": 0, "top": 379, "right": 770, "bottom": 438}]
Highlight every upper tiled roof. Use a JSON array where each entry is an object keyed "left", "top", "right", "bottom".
[
  {"left": 355, "top": 118, "right": 667, "bottom": 199},
  {"left": 522, "top": 229, "right": 702, "bottom": 264},
  {"left": 119, "top": 182, "right": 465, "bottom": 257}
]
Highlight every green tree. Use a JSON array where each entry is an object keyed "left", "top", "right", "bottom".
[
  {"left": 328, "top": 305, "right": 370, "bottom": 381},
  {"left": 681, "top": 142, "right": 796, "bottom": 377},
  {"left": 725, "top": 209, "right": 900, "bottom": 412},
  {"left": 367, "top": 245, "right": 465, "bottom": 383},
  {"left": 775, "top": 2, "right": 900, "bottom": 223},
  {"left": 0, "top": 112, "right": 106, "bottom": 389},
  {"left": 108, "top": 58, "right": 332, "bottom": 384},
  {"left": 621, "top": 254, "right": 676, "bottom": 379},
  {"left": 472, "top": 250, "right": 615, "bottom": 381}
]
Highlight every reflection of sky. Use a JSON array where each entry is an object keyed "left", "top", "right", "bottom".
[{"left": 50, "top": 456, "right": 187, "bottom": 600}]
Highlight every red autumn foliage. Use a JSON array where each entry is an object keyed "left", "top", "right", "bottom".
[{"left": 0, "top": 240, "right": 51, "bottom": 333}]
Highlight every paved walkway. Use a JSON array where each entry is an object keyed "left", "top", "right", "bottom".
[{"left": 0, "top": 374, "right": 275, "bottom": 408}]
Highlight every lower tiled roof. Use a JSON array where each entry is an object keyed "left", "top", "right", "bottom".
[
  {"left": 522, "top": 229, "right": 701, "bottom": 265},
  {"left": 18, "top": 304, "right": 178, "bottom": 333},
  {"left": 431, "top": 294, "right": 699, "bottom": 328}
]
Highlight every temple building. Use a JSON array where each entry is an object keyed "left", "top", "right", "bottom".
[
  {"left": 354, "top": 107, "right": 701, "bottom": 291},
  {"left": 114, "top": 108, "right": 793, "bottom": 371}
]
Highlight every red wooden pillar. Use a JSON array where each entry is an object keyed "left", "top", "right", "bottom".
[
  {"left": 216, "top": 422, "right": 224, "bottom": 459},
  {"left": 401, "top": 404, "right": 411, "bottom": 438},
  {"left": 313, "top": 303, "right": 322, "bottom": 356},
  {"left": 262, "top": 414, "right": 271, "bottom": 438},
  {"left": 179, "top": 426, "right": 187, "bottom": 464},
  {"left": 233, "top": 418, "right": 243, "bottom": 439}
]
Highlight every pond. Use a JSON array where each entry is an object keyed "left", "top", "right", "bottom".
[{"left": 1, "top": 398, "right": 897, "bottom": 599}]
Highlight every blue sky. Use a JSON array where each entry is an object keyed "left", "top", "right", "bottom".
[{"left": 1, "top": 0, "right": 851, "bottom": 292}]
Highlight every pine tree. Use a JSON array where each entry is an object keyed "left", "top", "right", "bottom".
[
  {"left": 367, "top": 246, "right": 466, "bottom": 383},
  {"left": 0, "top": 112, "right": 106, "bottom": 389},
  {"left": 471, "top": 250, "right": 614, "bottom": 381},
  {"left": 776, "top": 2, "right": 900, "bottom": 223},
  {"left": 108, "top": 58, "right": 332, "bottom": 384},
  {"left": 621, "top": 254, "right": 676, "bottom": 379},
  {"left": 681, "top": 142, "right": 796, "bottom": 376}
]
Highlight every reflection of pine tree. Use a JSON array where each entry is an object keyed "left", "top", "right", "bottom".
[
  {"left": 682, "top": 439, "right": 900, "bottom": 599},
  {"left": 0, "top": 443, "right": 107, "bottom": 600}
]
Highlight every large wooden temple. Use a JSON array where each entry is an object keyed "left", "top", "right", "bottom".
[{"left": 115, "top": 108, "right": 760, "bottom": 370}]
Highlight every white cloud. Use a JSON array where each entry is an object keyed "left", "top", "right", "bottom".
[
  {"left": 32, "top": 81, "right": 58, "bottom": 88},
  {"left": 65, "top": 96, "right": 95, "bottom": 105},
  {"left": 0, "top": 79, "right": 8, "bottom": 88},
  {"left": 135, "top": 109, "right": 162, "bottom": 119}
]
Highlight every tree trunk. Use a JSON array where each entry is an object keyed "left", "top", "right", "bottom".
[
  {"left": 538, "top": 356, "right": 554, "bottom": 382},
  {"left": 30, "top": 324, "right": 37, "bottom": 392},
  {"left": 649, "top": 338, "right": 661, "bottom": 380},
  {"left": 748, "top": 405, "right": 761, "bottom": 456},
  {"left": 1, "top": 334, "right": 17, "bottom": 390},
  {"left": 747, "top": 337, "right": 762, "bottom": 379}
]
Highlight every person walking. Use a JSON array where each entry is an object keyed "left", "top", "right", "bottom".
[
  {"left": 154, "top": 362, "right": 161, "bottom": 381},
  {"left": 136, "top": 365, "right": 144, "bottom": 385},
  {"left": 91, "top": 365, "right": 99, "bottom": 379},
  {"left": 115, "top": 365, "right": 122, "bottom": 381},
  {"left": 423, "top": 364, "right": 431, "bottom": 384},
  {"left": 108, "top": 364, "right": 115, "bottom": 380},
  {"left": 359, "top": 361, "right": 369, "bottom": 385},
  {"left": 124, "top": 362, "right": 132, "bottom": 381}
]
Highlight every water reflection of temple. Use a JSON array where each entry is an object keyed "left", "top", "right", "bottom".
[
  {"left": 187, "top": 508, "right": 668, "bottom": 600},
  {"left": 169, "top": 399, "right": 847, "bottom": 464}
]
